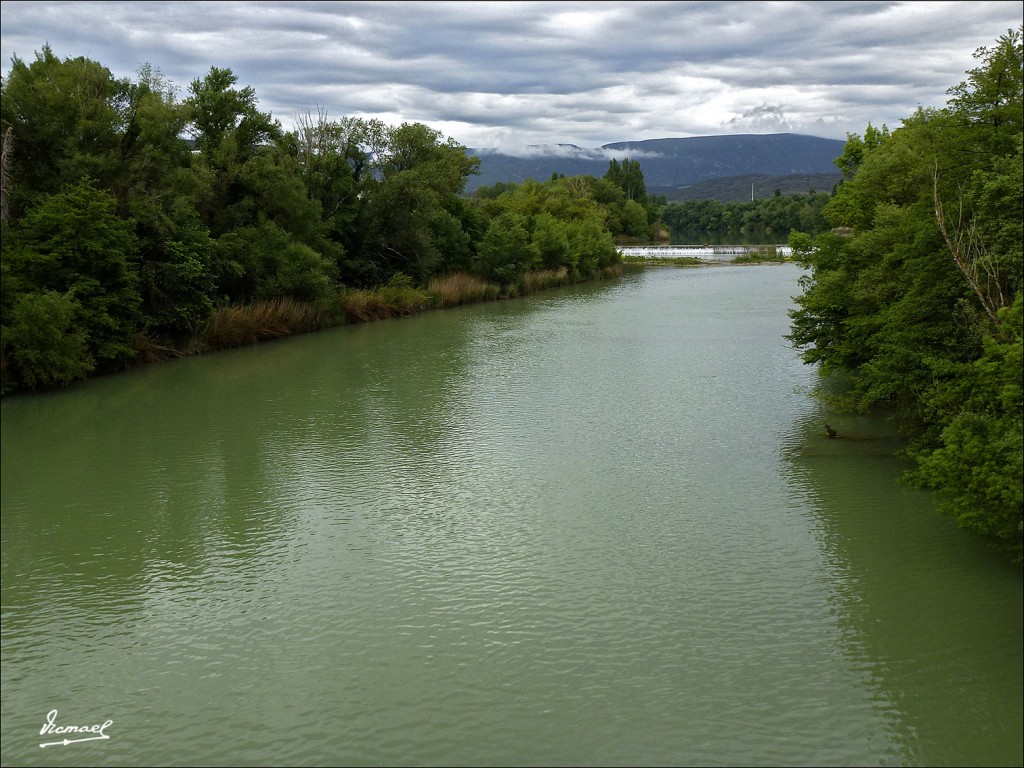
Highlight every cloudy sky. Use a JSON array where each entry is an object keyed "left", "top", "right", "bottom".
[{"left": 1, "top": 1, "right": 1021, "bottom": 154}]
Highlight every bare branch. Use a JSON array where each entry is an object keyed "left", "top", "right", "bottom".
[
  {"left": 0, "top": 127, "right": 12, "bottom": 223},
  {"left": 933, "top": 161, "right": 1005, "bottom": 325}
]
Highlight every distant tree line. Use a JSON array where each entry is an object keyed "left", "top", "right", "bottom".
[
  {"left": 0, "top": 46, "right": 659, "bottom": 393},
  {"left": 660, "top": 191, "right": 831, "bottom": 241},
  {"left": 469, "top": 158, "right": 664, "bottom": 268},
  {"left": 789, "top": 29, "right": 1023, "bottom": 562}
]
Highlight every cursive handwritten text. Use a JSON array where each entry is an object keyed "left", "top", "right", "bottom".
[{"left": 39, "top": 709, "right": 113, "bottom": 748}]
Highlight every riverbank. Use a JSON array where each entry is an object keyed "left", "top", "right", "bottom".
[
  {"left": 4, "top": 258, "right": 773, "bottom": 395},
  {"left": 134, "top": 266, "right": 626, "bottom": 366}
]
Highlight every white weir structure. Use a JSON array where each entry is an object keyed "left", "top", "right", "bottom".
[{"left": 617, "top": 244, "right": 793, "bottom": 261}]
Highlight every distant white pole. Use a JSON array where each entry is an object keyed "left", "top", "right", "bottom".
[{"left": 751, "top": 183, "right": 754, "bottom": 202}]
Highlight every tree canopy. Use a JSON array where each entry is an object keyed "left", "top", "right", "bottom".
[
  {"left": 0, "top": 48, "right": 626, "bottom": 393},
  {"left": 788, "top": 27, "right": 1023, "bottom": 562}
]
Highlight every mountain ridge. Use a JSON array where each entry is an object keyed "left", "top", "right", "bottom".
[{"left": 465, "top": 133, "right": 846, "bottom": 195}]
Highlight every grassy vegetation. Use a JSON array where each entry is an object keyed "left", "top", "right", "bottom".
[
  {"left": 620, "top": 249, "right": 794, "bottom": 268},
  {"left": 731, "top": 246, "right": 790, "bottom": 264},
  {"left": 522, "top": 267, "right": 573, "bottom": 293},
  {"left": 620, "top": 256, "right": 708, "bottom": 267},
  {"left": 199, "top": 298, "right": 328, "bottom": 351},
  {"left": 341, "top": 273, "right": 432, "bottom": 322},
  {"left": 186, "top": 266, "right": 625, "bottom": 355},
  {"left": 427, "top": 273, "right": 502, "bottom": 307}
]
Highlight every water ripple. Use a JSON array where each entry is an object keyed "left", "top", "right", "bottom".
[{"left": 2, "top": 266, "right": 1020, "bottom": 766}]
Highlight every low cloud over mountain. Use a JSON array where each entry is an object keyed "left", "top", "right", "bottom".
[{"left": 466, "top": 133, "right": 847, "bottom": 191}]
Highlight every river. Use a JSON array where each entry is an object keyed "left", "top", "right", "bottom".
[{"left": 1, "top": 264, "right": 1020, "bottom": 766}]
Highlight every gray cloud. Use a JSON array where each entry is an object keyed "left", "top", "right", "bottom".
[{"left": 1, "top": 0, "right": 1020, "bottom": 151}]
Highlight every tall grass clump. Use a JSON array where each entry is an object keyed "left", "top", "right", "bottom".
[
  {"left": 522, "top": 268, "right": 571, "bottom": 293},
  {"left": 341, "top": 273, "right": 431, "bottom": 322},
  {"left": 732, "top": 246, "right": 787, "bottom": 264},
  {"left": 199, "top": 298, "right": 326, "bottom": 351},
  {"left": 428, "top": 272, "right": 501, "bottom": 307},
  {"left": 597, "top": 264, "right": 626, "bottom": 280}
]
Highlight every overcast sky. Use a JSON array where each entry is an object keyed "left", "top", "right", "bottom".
[{"left": 2, "top": 1, "right": 1021, "bottom": 154}]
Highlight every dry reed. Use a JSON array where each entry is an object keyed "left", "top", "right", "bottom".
[
  {"left": 522, "top": 268, "right": 571, "bottom": 293},
  {"left": 427, "top": 273, "right": 501, "bottom": 307},
  {"left": 200, "top": 298, "right": 326, "bottom": 351}
]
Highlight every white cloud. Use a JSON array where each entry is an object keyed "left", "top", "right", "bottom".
[{"left": 1, "top": 0, "right": 1020, "bottom": 148}]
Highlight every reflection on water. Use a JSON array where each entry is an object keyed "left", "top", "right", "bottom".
[
  {"left": 2, "top": 265, "right": 1021, "bottom": 766},
  {"left": 781, "top": 395, "right": 1024, "bottom": 767}
]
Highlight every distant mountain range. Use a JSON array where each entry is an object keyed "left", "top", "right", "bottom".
[{"left": 465, "top": 133, "right": 846, "bottom": 200}]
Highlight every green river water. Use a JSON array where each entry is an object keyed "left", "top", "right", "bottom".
[{"left": 1, "top": 264, "right": 1021, "bottom": 766}]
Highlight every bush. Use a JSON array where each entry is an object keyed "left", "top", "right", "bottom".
[
  {"left": 475, "top": 213, "right": 539, "bottom": 285},
  {"left": 733, "top": 246, "right": 786, "bottom": 264},
  {"left": 214, "top": 221, "right": 336, "bottom": 304},
  {"left": 6, "top": 180, "right": 142, "bottom": 364},
  {"left": 375, "top": 273, "right": 431, "bottom": 315},
  {"left": 2, "top": 291, "right": 93, "bottom": 390},
  {"left": 340, "top": 274, "right": 431, "bottom": 322}
]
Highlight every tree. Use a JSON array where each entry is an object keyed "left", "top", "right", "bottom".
[
  {"left": 186, "top": 67, "right": 280, "bottom": 159},
  {"left": 0, "top": 45, "right": 127, "bottom": 214},
  {"left": 358, "top": 122, "right": 479, "bottom": 284},
  {"left": 946, "top": 27, "right": 1023, "bottom": 144},
  {"left": 137, "top": 213, "right": 216, "bottom": 340},
  {"left": 567, "top": 216, "right": 617, "bottom": 276},
  {"left": 113, "top": 64, "right": 218, "bottom": 341},
  {"left": 1, "top": 290, "right": 93, "bottom": 390},
  {"left": 787, "top": 230, "right": 814, "bottom": 262},
  {"left": 620, "top": 198, "right": 650, "bottom": 238},
  {"left": 475, "top": 213, "right": 539, "bottom": 285},
  {"left": 213, "top": 220, "right": 335, "bottom": 303},
  {"left": 290, "top": 109, "right": 365, "bottom": 250},
  {"left": 788, "top": 29, "right": 1023, "bottom": 560},
  {"left": 532, "top": 213, "right": 571, "bottom": 270},
  {"left": 604, "top": 158, "right": 648, "bottom": 205},
  {"left": 3, "top": 180, "right": 142, "bottom": 365},
  {"left": 185, "top": 67, "right": 285, "bottom": 240},
  {"left": 833, "top": 123, "right": 890, "bottom": 180}
]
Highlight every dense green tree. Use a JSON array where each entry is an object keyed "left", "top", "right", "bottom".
[
  {"left": 186, "top": 66, "right": 280, "bottom": 160},
  {"left": 359, "top": 122, "right": 479, "bottom": 283},
  {"left": 0, "top": 46, "right": 128, "bottom": 214},
  {"left": 566, "top": 217, "right": 618, "bottom": 276},
  {"left": 468, "top": 172, "right": 623, "bottom": 277},
  {"left": 1, "top": 290, "right": 92, "bottom": 390},
  {"left": 213, "top": 220, "right": 335, "bottom": 303},
  {"left": 620, "top": 199, "right": 650, "bottom": 238},
  {"left": 532, "top": 213, "right": 571, "bottom": 270},
  {"left": 789, "top": 28, "right": 1024, "bottom": 561},
  {"left": 833, "top": 123, "right": 891, "bottom": 180},
  {"left": 3, "top": 181, "right": 141, "bottom": 366},
  {"left": 137, "top": 213, "right": 216, "bottom": 340},
  {"left": 475, "top": 212, "right": 539, "bottom": 285},
  {"left": 787, "top": 230, "right": 814, "bottom": 261},
  {"left": 185, "top": 66, "right": 284, "bottom": 239},
  {"left": 661, "top": 193, "right": 827, "bottom": 240},
  {"left": 946, "top": 28, "right": 1023, "bottom": 145},
  {"left": 604, "top": 158, "right": 648, "bottom": 205},
  {"left": 907, "top": 294, "right": 1023, "bottom": 549},
  {"left": 290, "top": 110, "right": 366, "bottom": 253},
  {"left": 0, "top": 44, "right": 626, "bottom": 393},
  {"left": 114, "top": 65, "right": 219, "bottom": 340}
]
